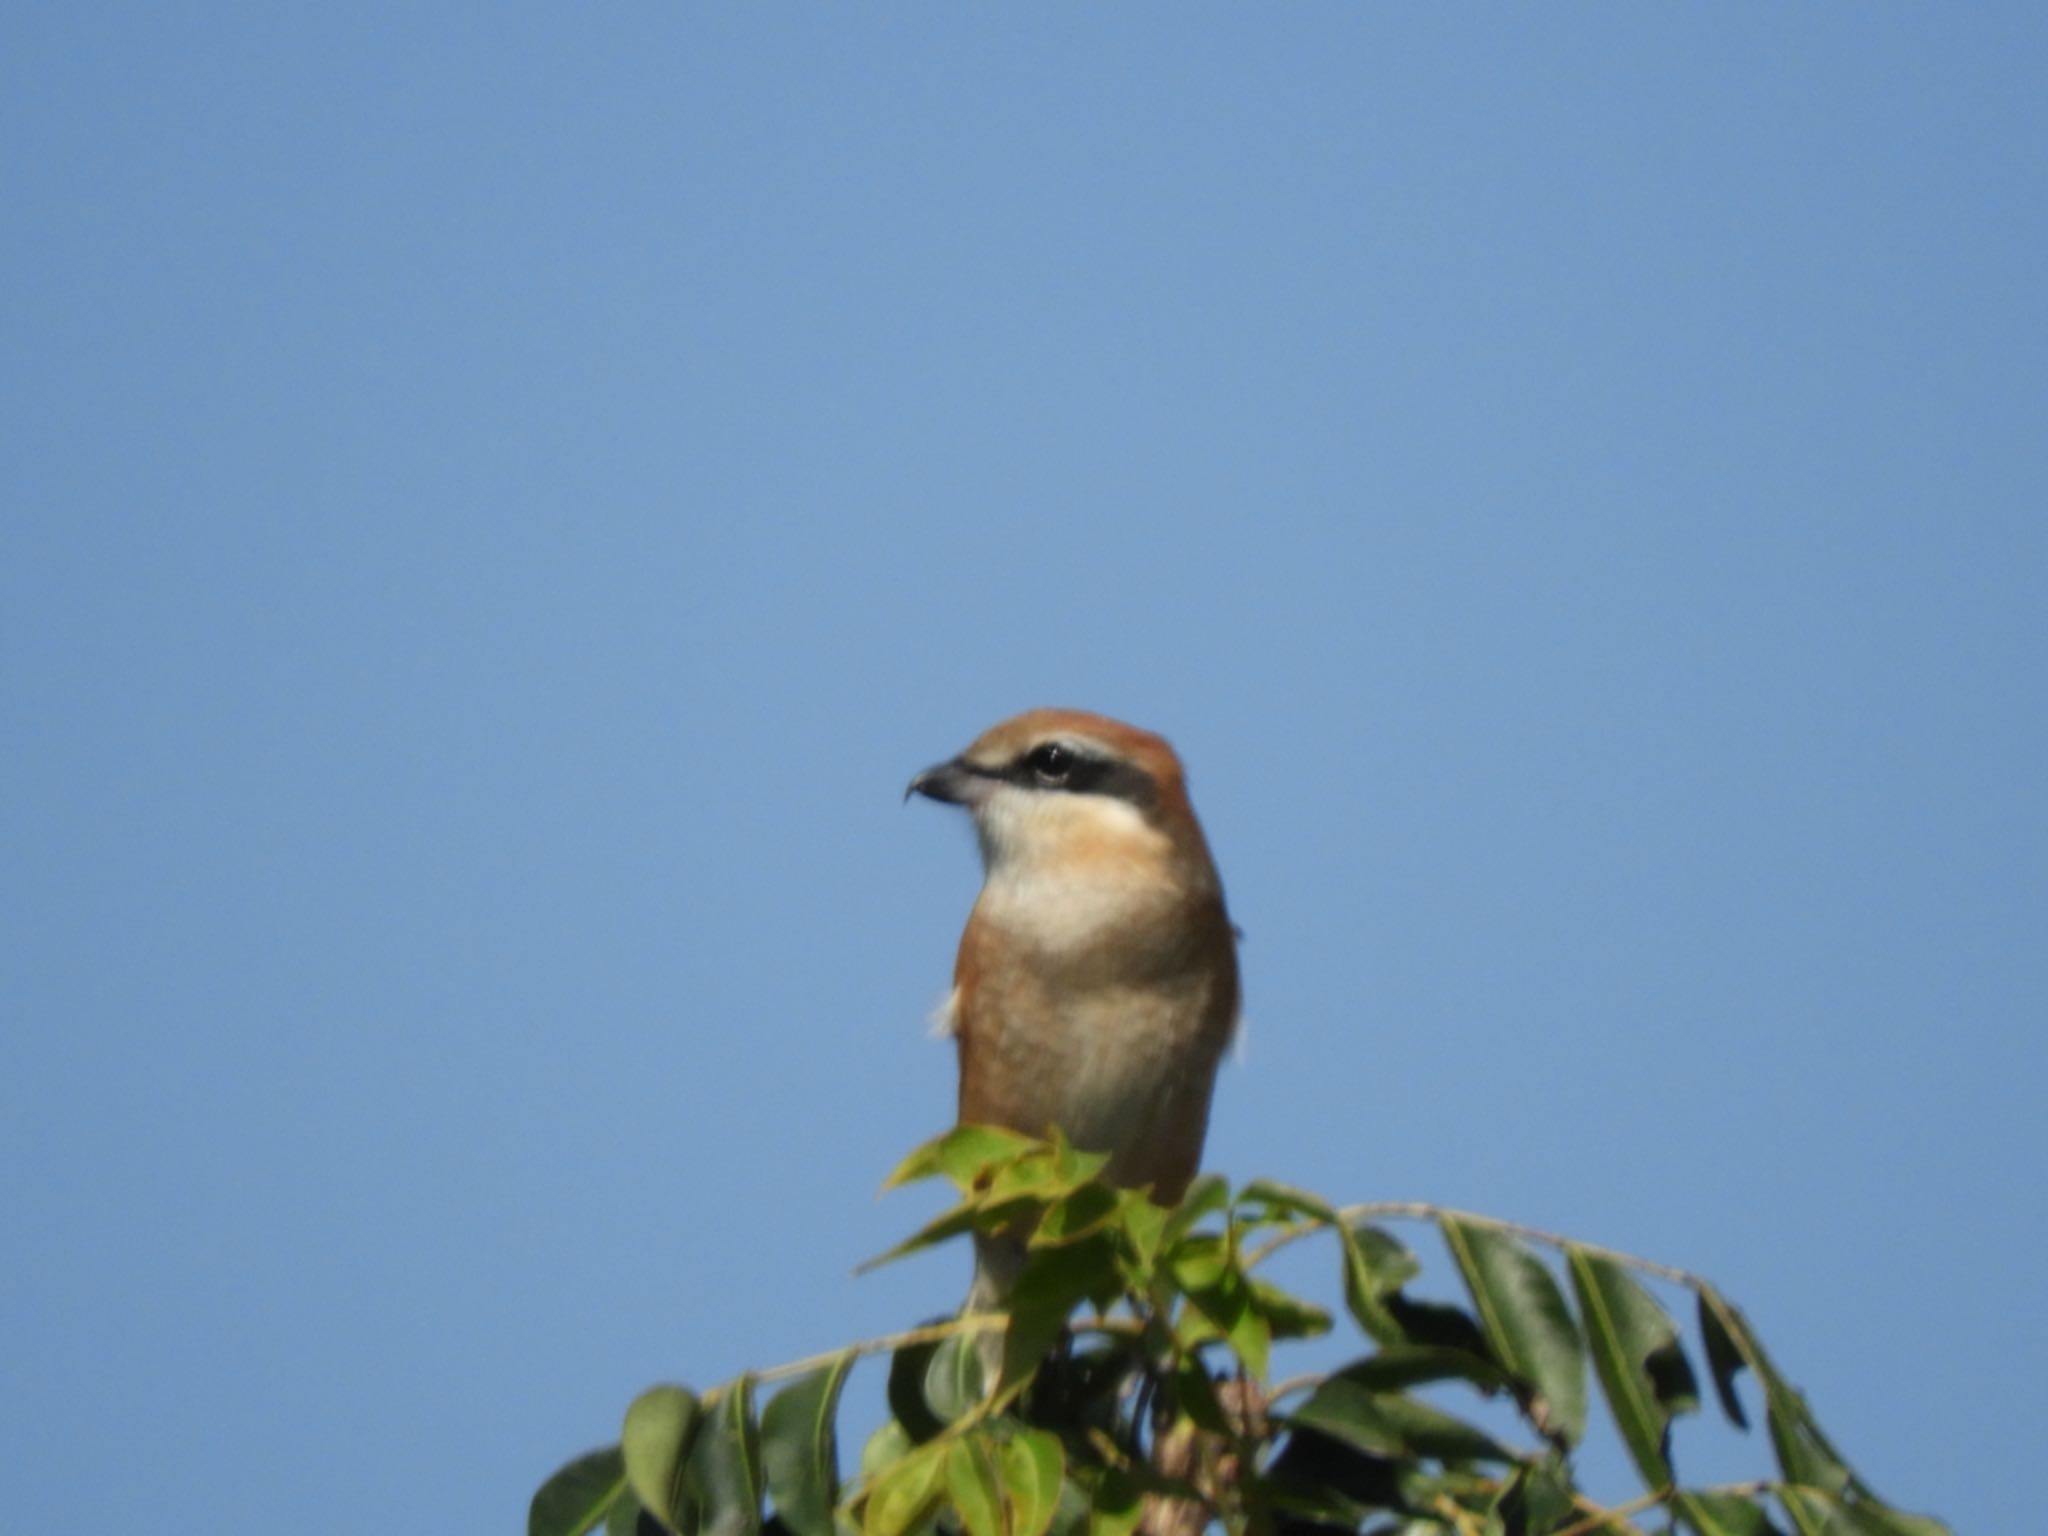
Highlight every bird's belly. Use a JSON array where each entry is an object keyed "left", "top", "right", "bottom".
[{"left": 970, "top": 981, "right": 1225, "bottom": 1196}]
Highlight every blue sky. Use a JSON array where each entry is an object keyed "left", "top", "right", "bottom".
[{"left": 4, "top": 6, "right": 2042, "bottom": 1532}]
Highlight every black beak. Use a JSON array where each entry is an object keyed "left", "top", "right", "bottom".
[{"left": 905, "top": 757, "right": 981, "bottom": 805}]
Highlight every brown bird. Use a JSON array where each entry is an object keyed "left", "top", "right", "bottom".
[{"left": 907, "top": 708, "right": 1241, "bottom": 1313}]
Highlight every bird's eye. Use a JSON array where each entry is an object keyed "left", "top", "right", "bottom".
[{"left": 1027, "top": 742, "right": 1075, "bottom": 784}]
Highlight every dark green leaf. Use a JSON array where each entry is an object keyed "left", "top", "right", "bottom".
[
  {"left": 1250, "top": 1276, "right": 1334, "bottom": 1340},
  {"left": 1767, "top": 1396, "right": 1848, "bottom": 1499},
  {"left": 884, "top": 1126, "right": 1042, "bottom": 1192},
  {"left": 886, "top": 1335, "right": 951, "bottom": 1445},
  {"left": 622, "top": 1387, "right": 704, "bottom": 1533},
  {"left": 1086, "top": 1469, "right": 1144, "bottom": 1536},
  {"left": 1491, "top": 1458, "right": 1574, "bottom": 1536},
  {"left": 1567, "top": 1246, "right": 1699, "bottom": 1488},
  {"left": 1697, "top": 1289, "right": 1751, "bottom": 1430},
  {"left": 761, "top": 1355, "right": 854, "bottom": 1536},
  {"left": 1000, "top": 1429, "right": 1066, "bottom": 1536},
  {"left": 1337, "top": 1226, "right": 1403, "bottom": 1346},
  {"left": 1384, "top": 1293, "right": 1490, "bottom": 1356},
  {"left": 1327, "top": 1345, "right": 1511, "bottom": 1396},
  {"left": 1441, "top": 1220, "right": 1587, "bottom": 1446},
  {"left": 688, "top": 1378, "right": 765, "bottom": 1536},
  {"left": 1262, "top": 1428, "right": 1401, "bottom": 1525},
  {"left": 603, "top": 1490, "right": 649, "bottom": 1536},
  {"left": 1288, "top": 1377, "right": 1511, "bottom": 1464},
  {"left": 1003, "top": 1232, "right": 1122, "bottom": 1389},
  {"left": 532, "top": 1446, "right": 630, "bottom": 1536},
  {"left": 1676, "top": 1489, "right": 1785, "bottom": 1536}
]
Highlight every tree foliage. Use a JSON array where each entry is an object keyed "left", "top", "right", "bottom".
[{"left": 533, "top": 1129, "right": 1946, "bottom": 1536}]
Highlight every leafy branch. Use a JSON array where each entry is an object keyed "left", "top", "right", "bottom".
[{"left": 533, "top": 1129, "right": 1948, "bottom": 1536}]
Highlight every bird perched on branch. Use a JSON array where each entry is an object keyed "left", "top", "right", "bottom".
[{"left": 907, "top": 709, "right": 1241, "bottom": 1316}]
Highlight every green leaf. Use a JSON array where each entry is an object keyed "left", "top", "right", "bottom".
[
  {"left": 863, "top": 1442, "right": 948, "bottom": 1536},
  {"left": 1491, "top": 1458, "right": 1575, "bottom": 1536},
  {"left": 923, "top": 1330, "right": 987, "bottom": 1426},
  {"left": 1248, "top": 1275, "right": 1333, "bottom": 1340},
  {"left": 1441, "top": 1219, "right": 1587, "bottom": 1446},
  {"left": 532, "top": 1446, "right": 630, "bottom": 1536},
  {"left": 1288, "top": 1377, "right": 1511, "bottom": 1463},
  {"left": 887, "top": 1332, "right": 977, "bottom": 1445},
  {"left": 1237, "top": 1178, "right": 1338, "bottom": 1224},
  {"left": 1676, "top": 1489, "right": 1785, "bottom": 1536},
  {"left": 1115, "top": 1190, "right": 1171, "bottom": 1273},
  {"left": 761, "top": 1354, "right": 854, "bottom": 1536},
  {"left": 1698, "top": 1288, "right": 1752, "bottom": 1429},
  {"left": 604, "top": 1489, "right": 647, "bottom": 1536},
  {"left": 1326, "top": 1344, "right": 1512, "bottom": 1395},
  {"left": 1000, "top": 1429, "right": 1067, "bottom": 1536},
  {"left": 1002, "top": 1233, "right": 1122, "bottom": 1389},
  {"left": 1085, "top": 1469, "right": 1144, "bottom": 1536},
  {"left": 1173, "top": 1254, "right": 1271, "bottom": 1379},
  {"left": 859, "top": 1420, "right": 914, "bottom": 1481},
  {"left": 857, "top": 1197, "right": 1041, "bottom": 1275},
  {"left": 944, "top": 1438, "right": 1005, "bottom": 1536},
  {"left": 1337, "top": 1225, "right": 1424, "bottom": 1348},
  {"left": 1566, "top": 1246, "right": 1699, "bottom": 1488},
  {"left": 689, "top": 1378, "right": 765, "bottom": 1536},
  {"left": 1032, "top": 1182, "right": 1123, "bottom": 1248},
  {"left": 1336, "top": 1225, "right": 1403, "bottom": 1346},
  {"left": 1767, "top": 1396, "right": 1849, "bottom": 1499},
  {"left": 1158, "top": 1174, "right": 1230, "bottom": 1254},
  {"left": 622, "top": 1387, "right": 704, "bottom": 1533},
  {"left": 884, "top": 1126, "right": 1042, "bottom": 1192}
]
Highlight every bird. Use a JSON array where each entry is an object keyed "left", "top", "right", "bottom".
[{"left": 906, "top": 708, "right": 1241, "bottom": 1319}]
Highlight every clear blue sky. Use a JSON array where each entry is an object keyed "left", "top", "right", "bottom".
[{"left": 4, "top": 6, "right": 2041, "bottom": 1532}]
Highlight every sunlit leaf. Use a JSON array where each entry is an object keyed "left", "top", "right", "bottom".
[
  {"left": 884, "top": 1126, "right": 1043, "bottom": 1193},
  {"left": 944, "top": 1437, "right": 1005, "bottom": 1536},
  {"left": 1115, "top": 1191, "right": 1171, "bottom": 1273},
  {"left": 1000, "top": 1429, "right": 1067, "bottom": 1536},
  {"left": 857, "top": 1197, "right": 1041, "bottom": 1275},
  {"left": 1567, "top": 1246, "right": 1699, "bottom": 1488},
  {"left": 862, "top": 1443, "right": 948, "bottom": 1536},
  {"left": 1441, "top": 1220, "right": 1587, "bottom": 1446},
  {"left": 622, "top": 1387, "right": 704, "bottom": 1533},
  {"left": 1032, "top": 1182, "right": 1123, "bottom": 1248},
  {"left": 532, "top": 1446, "right": 630, "bottom": 1536},
  {"left": 761, "top": 1355, "right": 853, "bottom": 1536}
]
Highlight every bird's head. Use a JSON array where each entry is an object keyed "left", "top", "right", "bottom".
[{"left": 907, "top": 709, "right": 1219, "bottom": 892}]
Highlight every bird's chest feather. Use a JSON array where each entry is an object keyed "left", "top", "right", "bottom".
[{"left": 954, "top": 870, "right": 1232, "bottom": 1154}]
